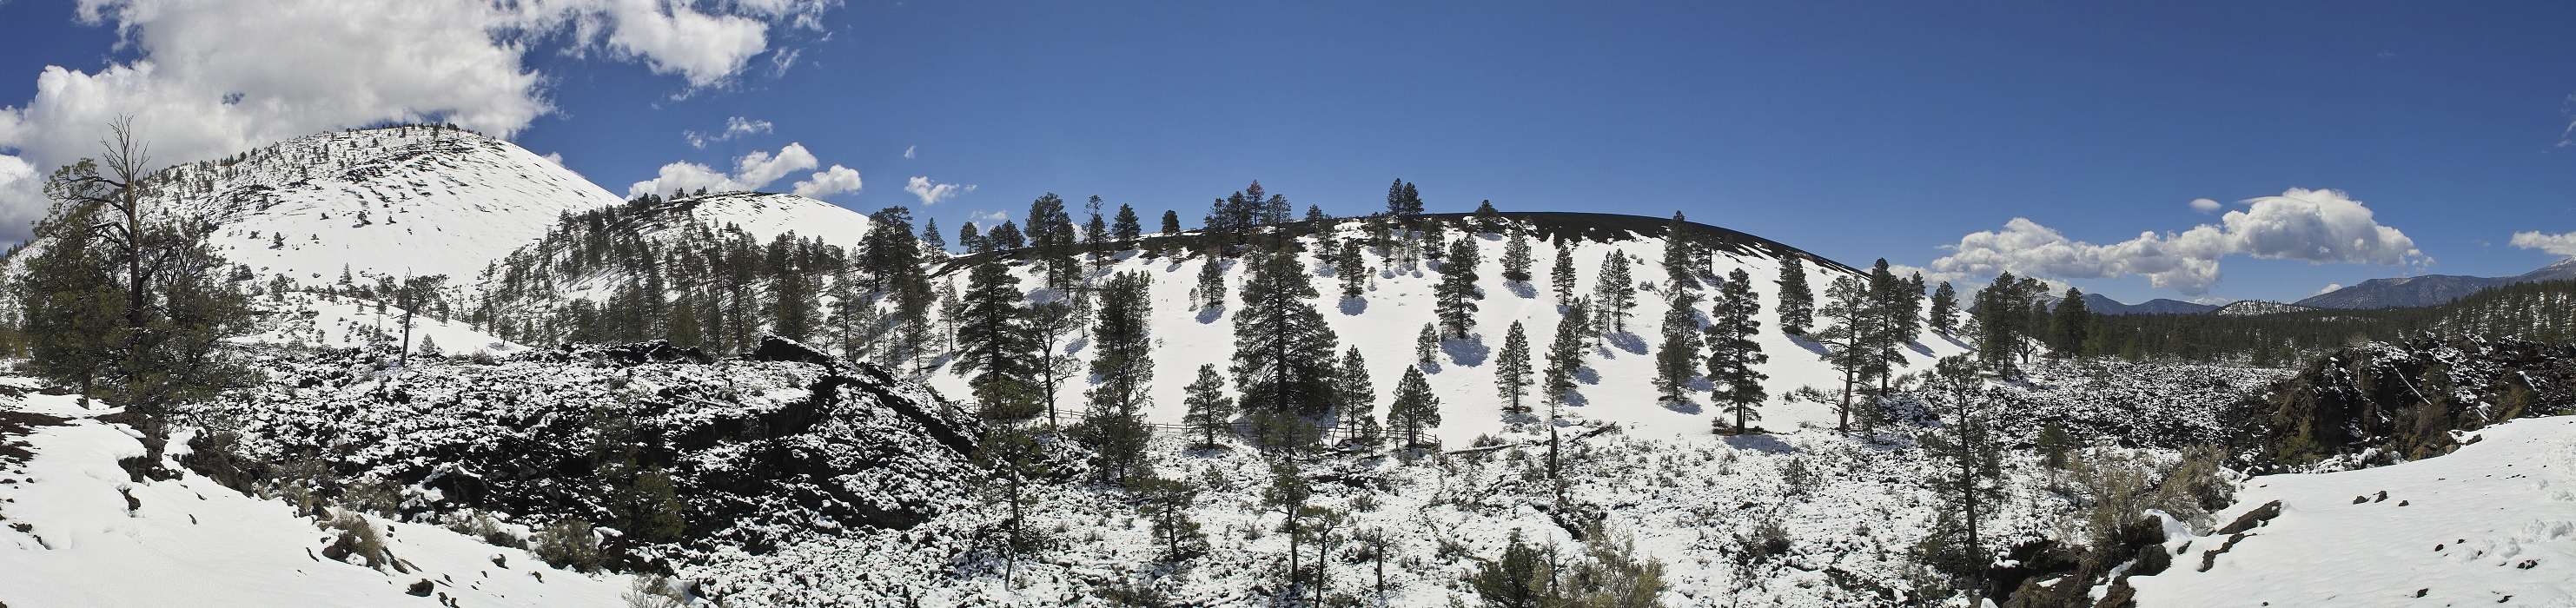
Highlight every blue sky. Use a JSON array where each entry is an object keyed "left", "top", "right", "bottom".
[{"left": 3, "top": 1, "right": 2573, "bottom": 303}]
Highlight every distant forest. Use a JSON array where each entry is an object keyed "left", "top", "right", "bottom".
[{"left": 2067, "top": 280, "right": 2576, "bottom": 366}]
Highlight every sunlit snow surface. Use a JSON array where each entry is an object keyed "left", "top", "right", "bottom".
[
  {"left": 0, "top": 377, "right": 632, "bottom": 606},
  {"left": 2129, "top": 416, "right": 2576, "bottom": 607}
]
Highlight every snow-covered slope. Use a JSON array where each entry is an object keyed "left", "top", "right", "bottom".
[
  {"left": 0, "top": 377, "right": 634, "bottom": 607},
  {"left": 8, "top": 126, "right": 625, "bottom": 287},
  {"left": 507, "top": 191, "right": 874, "bottom": 303},
  {"left": 235, "top": 292, "right": 526, "bottom": 357},
  {"left": 2129, "top": 415, "right": 2576, "bottom": 606},
  {"left": 626, "top": 191, "right": 876, "bottom": 251},
  {"left": 926, "top": 215, "right": 1971, "bottom": 445}
]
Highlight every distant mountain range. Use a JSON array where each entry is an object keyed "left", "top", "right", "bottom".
[
  {"left": 2292, "top": 258, "right": 2576, "bottom": 309},
  {"left": 2081, "top": 293, "right": 2221, "bottom": 315}
]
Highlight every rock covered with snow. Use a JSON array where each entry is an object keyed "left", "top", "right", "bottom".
[{"left": 176, "top": 338, "right": 982, "bottom": 558}]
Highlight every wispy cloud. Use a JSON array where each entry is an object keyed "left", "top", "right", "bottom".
[
  {"left": 904, "top": 175, "right": 977, "bottom": 205},
  {"left": 685, "top": 116, "right": 775, "bottom": 149},
  {"left": 903, "top": 145, "right": 917, "bottom": 159}
]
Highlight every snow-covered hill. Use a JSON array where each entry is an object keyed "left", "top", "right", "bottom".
[
  {"left": 488, "top": 191, "right": 873, "bottom": 304},
  {"left": 925, "top": 214, "right": 1971, "bottom": 445},
  {"left": 156, "top": 126, "right": 622, "bottom": 285}
]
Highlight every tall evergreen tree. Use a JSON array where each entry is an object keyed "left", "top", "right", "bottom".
[
  {"left": 1550, "top": 241, "right": 1579, "bottom": 304},
  {"left": 1593, "top": 253, "right": 1637, "bottom": 334},
  {"left": 1161, "top": 209, "right": 1182, "bottom": 235},
  {"left": 2050, "top": 287, "right": 2091, "bottom": 357},
  {"left": 1384, "top": 179, "right": 1425, "bottom": 216},
  {"left": 1415, "top": 322, "right": 1440, "bottom": 365},
  {"left": 1182, "top": 364, "right": 1235, "bottom": 447},
  {"left": 1919, "top": 355, "right": 2007, "bottom": 605},
  {"left": 1776, "top": 256, "right": 1814, "bottom": 335},
  {"left": 1543, "top": 298, "right": 1593, "bottom": 406},
  {"left": 1083, "top": 271, "right": 1156, "bottom": 481},
  {"left": 1336, "top": 346, "right": 1375, "bottom": 416},
  {"left": 23, "top": 117, "right": 250, "bottom": 423},
  {"left": 1026, "top": 193, "right": 1078, "bottom": 289},
  {"left": 1652, "top": 290, "right": 1704, "bottom": 404},
  {"left": 956, "top": 261, "right": 1037, "bottom": 420},
  {"left": 1472, "top": 199, "right": 1502, "bottom": 232},
  {"left": 1335, "top": 239, "right": 1368, "bottom": 298},
  {"left": 1500, "top": 222, "right": 1533, "bottom": 283},
  {"left": 1707, "top": 268, "right": 1770, "bottom": 433},
  {"left": 1232, "top": 249, "right": 1342, "bottom": 419},
  {"left": 1817, "top": 274, "right": 1874, "bottom": 433},
  {"left": 1434, "top": 238, "right": 1481, "bottom": 338},
  {"left": 1195, "top": 253, "right": 1227, "bottom": 309},
  {"left": 1386, "top": 365, "right": 1440, "bottom": 448},
  {"left": 1113, "top": 204, "right": 1143, "bottom": 241},
  {"left": 1660, "top": 212, "right": 1700, "bottom": 291},
  {"left": 921, "top": 218, "right": 947, "bottom": 253},
  {"left": 1495, "top": 321, "right": 1533, "bottom": 414},
  {"left": 1929, "top": 281, "right": 1959, "bottom": 334}
]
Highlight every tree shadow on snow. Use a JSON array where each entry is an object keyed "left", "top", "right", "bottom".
[
  {"left": 1906, "top": 340, "right": 1934, "bottom": 358},
  {"left": 1787, "top": 333, "right": 1833, "bottom": 358},
  {"left": 1573, "top": 366, "right": 1600, "bottom": 386},
  {"left": 1506, "top": 281, "right": 1537, "bottom": 299},
  {"left": 1441, "top": 336, "right": 1491, "bottom": 367},
  {"left": 1723, "top": 433, "right": 1798, "bottom": 454},
  {"left": 1196, "top": 306, "right": 1225, "bottom": 325},
  {"left": 1419, "top": 360, "right": 1444, "bottom": 374},
  {"left": 1556, "top": 388, "right": 1591, "bottom": 407},
  {"left": 1340, "top": 296, "right": 1368, "bottom": 316},
  {"left": 1604, "top": 332, "right": 1648, "bottom": 356},
  {"left": 1063, "top": 337, "right": 1089, "bottom": 356},
  {"left": 1661, "top": 399, "right": 1702, "bottom": 414}
]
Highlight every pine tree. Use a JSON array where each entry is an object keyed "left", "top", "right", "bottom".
[
  {"left": 1707, "top": 268, "right": 1770, "bottom": 433},
  {"left": 1182, "top": 364, "right": 1235, "bottom": 447},
  {"left": 1026, "top": 193, "right": 1078, "bottom": 289},
  {"left": 1550, "top": 241, "right": 1579, "bottom": 304},
  {"left": 1083, "top": 271, "right": 1156, "bottom": 482},
  {"left": 1030, "top": 300, "right": 1079, "bottom": 426},
  {"left": 1113, "top": 204, "right": 1142, "bottom": 241},
  {"left": 1473, "top": 199, "right": 1502, "bottom": 232},
  {"left": 1918, "top": 355, "right": 2006, "bottom": 605},
  {"left": 1161, "top": 209, "right": 1182, "bottom": 235},
  {"left": 2050, "top": 287, "right": 2091, "bottom": 358},
  {"left": 1386, "top": 365, "right": 1440, "bottom": 448},
  {"left": 1187, "top": 251, "right": 1229, "bottom": 312},
  {"left": 1336, "top": 239, "right": 1367, "bottom": 298},
  {"left": 1415, "top": 322, "right": 1440, "bottom": 365},
  {"left": 1231, "top": 249, "right": 1342, "bottom": 420},
  {"left": 1661, "top": 212, "right": 1700, "bottom": 292},
  {"left": 1543, "top": 298, "right": 1592, "bottom": 406},
  {"left": 1495, "top": 321, "right": 1533, "bottom": 414},
  {"left": 1500, "top": 222, "right": 1533, "bottom": 284},
  {"left": 1384, "top": 179, "right": 1425, "bottom": 216},
  {"left": 1336, "top": 346, "right": 1375, "bottom": 415},
  {"left": 1817, "top": 274, "right": 1873, "bottom": 433},
  {"left": 956, "top": 261, "right": 1038, "bottom": 420},
  {"left": 1929, "top": 281, "right": 1959, "bottom": 334},
  {"left": 1593, "top": 254, "right": 1637, "bottom": 334},
  {"left": 921, "top": 218, "right": 947, "bottom": 253},
  {"left": 22, "top": 118, "right": 251, "bottom": 422},
  {"left": 1652, "top": 290, "right": 1703, "bottom": 404},
  {"left": 1776, "top": 256, "right": 1814, "bottom": 335},
  {"left": 1434, "top": 238, "right": 1481, "bottom": 338}
]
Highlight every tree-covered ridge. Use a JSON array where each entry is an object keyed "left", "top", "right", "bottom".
[{"left": 2070, "top": 279, "right": 2576, "bottom": 365}]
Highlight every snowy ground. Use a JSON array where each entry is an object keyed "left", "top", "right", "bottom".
[
  {"left": 2128, "top": 415, "right": 2576, "bottom": 607},
  {"left": 0, "top": 375, "right": 635, "bottom": 607},
  {"left": 235, "top": 292, "right": 525, "bottom": 356}
]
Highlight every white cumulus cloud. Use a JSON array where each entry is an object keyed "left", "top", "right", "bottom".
[
  {"left": 1927, "top": 188, "right": 2423, "bottom": 295},
  {"left": 2511, "top": 230, "right": 2576, "bottom": 257},
  {"left": 790, "top": 164, "right": 861, "bottom": 198},
  {"left": 904, "top": 175, "right": 976, "bottom": 205},
  {"left": 2189, "top": 198, "right": 2221, "bottom": 213},
  {"left": 626, "top": 142, "right": 820, "bottom": 198}
]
